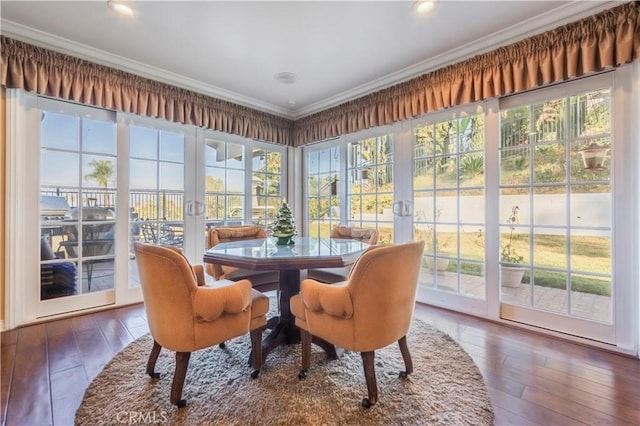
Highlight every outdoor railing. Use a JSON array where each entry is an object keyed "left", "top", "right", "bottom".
[{"left": 41, "top": 186, "right": 247, "bottom": 224}]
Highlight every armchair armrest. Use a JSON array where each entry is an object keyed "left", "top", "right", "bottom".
[
  {"left": 192, "top": 265, "right": 205, "bottom": 286},
  {"left": 192, "top": 279, "right": 252, "bottom": 322},
  {"left": 301, "top": 279, "right": 353, "bottom": 319}
]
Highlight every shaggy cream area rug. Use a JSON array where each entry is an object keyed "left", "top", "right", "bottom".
[{"left": 75, "top": 318, "right": 493, "bottom": 425}]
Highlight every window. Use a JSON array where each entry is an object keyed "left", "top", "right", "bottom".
[
  {"left": 499, "top": 88, "right": 613, "bottom": 322},
  {"left": 130, "top": 125, "right": 185, "bottom": 247},
  {"left": 40, "top": 110, "right": 117, "bottom": 298},
  {"left": 307, "top": 146, "right": 341, "bottom": 237},
  {"left": 347, "top": 136, "right": 394, "bottom": 243},
  {"left": 204, "top": 138, "right": 246, "bottom": 227},
  {"left": 252, "top": 148, "right": 282, "bottom": 227},
  {"left": 413, "top": 114, "right": 486, "bottom": 298}
]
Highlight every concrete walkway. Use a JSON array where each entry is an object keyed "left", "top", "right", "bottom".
[{"left": 419, "top": 268, "right": 611, "bottom": 323}]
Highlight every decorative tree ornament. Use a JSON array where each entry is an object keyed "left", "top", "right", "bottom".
[{"left": 271, "top": 201, "right": 296, "bottom": 245}]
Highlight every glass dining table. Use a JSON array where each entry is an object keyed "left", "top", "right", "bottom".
[{"left": 203, "top": 236, "right": 370, "bottom": 362}]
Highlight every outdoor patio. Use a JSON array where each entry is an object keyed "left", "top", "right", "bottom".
[
  {"left": 419, "top": 268, "right": 611, "bottom": 323},
  {"left": 81, "top": 259, "right": 610, "bottom": 325}
]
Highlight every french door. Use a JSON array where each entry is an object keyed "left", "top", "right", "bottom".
[
  {"left": 304, "top": 130, "right": 402, "bottom": 244},
  {"left": 300, "top": 69, "right": 637, "bottom": 349},
  {"left": 496, "top": 75, "right": 620, "bottom": 342},
  {"left": 303, "top": 122, "right": 488, "bottom": 316},
  {"left": 6, "top": 93, "right": 286, "bottom": 326},
  {"left": 125, "top": 118, "right": 193, "bottom": 296},
  {"left": 7, "top": 95, "right": 121, "bottom": 320},
  {"left": 346, "top": 134, "right": 395, "bottom": 243},
  {"left": 411, "top": 109, "right": 488, "bottom": 316}
]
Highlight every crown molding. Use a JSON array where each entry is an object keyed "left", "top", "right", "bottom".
[
  {"left": 293, "top": 0, "right": 620, "bottom": 119},
  {"left": 1, "top": 1, "right": 620, "bottom": 121},
  {"left": 0, "top": 20, "right": 295, "bottom": 119}
]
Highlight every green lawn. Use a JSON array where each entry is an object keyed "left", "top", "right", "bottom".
[{"left": 312, "top": 221, "right": 610, "bottom": 296}]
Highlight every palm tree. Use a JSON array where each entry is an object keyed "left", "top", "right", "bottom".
[{"left": 84, "top": 159, "right": 114, "bottom": 206}]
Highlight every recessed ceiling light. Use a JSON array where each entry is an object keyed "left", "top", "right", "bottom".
[
  {"left": 275, "top": 72, "right": 297, "bottom": 84},
  {"left": 107, "top": 1, "right": 134, "bottom": 16},
  {"left": 415, "top": 1, "right": 436, "bottom": 14}
]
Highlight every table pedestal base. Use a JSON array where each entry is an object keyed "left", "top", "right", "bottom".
[
  {"left": 259, "top": 269, "right": 337, "bottom": 363},
  {"left": 260, "top": 319, "right": 337, "bottom": 362}
]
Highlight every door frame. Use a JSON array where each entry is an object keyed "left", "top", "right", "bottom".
[{"left": 5, "top": 91, "right": 117, "bottom": 326}]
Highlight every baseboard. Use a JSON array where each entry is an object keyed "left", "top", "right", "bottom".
[{"left": 0, "top": 320, "right": 5, "bottom": 332}]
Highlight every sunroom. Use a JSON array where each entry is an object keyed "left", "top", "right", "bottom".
[{"left": 1, "top": 1, "right": 639, "bottom": 358}]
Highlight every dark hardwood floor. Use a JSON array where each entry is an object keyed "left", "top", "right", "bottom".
[{"left": 1, "top": 301, "right": 638, "bottom": 426}]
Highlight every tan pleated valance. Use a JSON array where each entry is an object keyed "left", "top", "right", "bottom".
[
  {"left": 0, "top": 37, "right": 295, "bottom": 146},
  {"left": 1, "top": 2, "right": 638, "bottom": 147},
  {"left": 293, "top": 1, "right": 640, "bottom": 145}
]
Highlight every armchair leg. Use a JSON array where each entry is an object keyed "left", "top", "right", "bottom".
[
  {"left": 360, "top": 351, "right": 378, "bottom": 408},
  {"left": 298, "top": 329, "right": 312, "bottom": 380},
  {"left": 398, "top": 335, "right": 413, "bottom": 378},
  {"left": 250, "top": 327, "right": 263, "bottom": 379},
  {"left": 311, "top": 336, "right": 338, "bottom": 360},
  {"left": 171, "top": 352, "right": 191, "bottom": 407},
  {"left": 146, "top": 340, "right": 162, "bottom": 379}
]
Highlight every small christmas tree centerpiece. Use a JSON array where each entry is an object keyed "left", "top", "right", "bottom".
[{"left": 271, "top": 200, "right": 296, "bottom": 245}]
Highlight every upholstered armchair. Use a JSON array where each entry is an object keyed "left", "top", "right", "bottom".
[
  {"left": 307, "top": 226, "right": 379, "bottom": 283},
  {"left": 133, "top": 242, "right": 269, "bottom": 407},
  {"left": 290, "top": 240, "right": 425, "bottom": 408},
  {"left": 206, "top": 225, "right": 279, "bottom": 292}
]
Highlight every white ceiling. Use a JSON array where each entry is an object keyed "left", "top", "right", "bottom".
[{"left": 0, "top": 1, "right": 618, "bottom": 119}]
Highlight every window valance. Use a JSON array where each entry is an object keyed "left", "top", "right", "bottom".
[
  {"left": 1, "top": 2, "right": 638, "bottom": 147},
  {"left": 293, "top": 1, "right": 639, "bottom": 145},
  {"left": 0, "top": 36, "right": 295, "bottom": 146}
]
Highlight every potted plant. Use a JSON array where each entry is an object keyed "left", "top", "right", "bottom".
[
  {"left": 500, "top": 205, "right": 525, "bottom": 288},
  {"left": 425, "top": 210, "right": 450, "bottom": 272},
  {"left": 471, "top": 205, "right": 526, "bottom": 287}
]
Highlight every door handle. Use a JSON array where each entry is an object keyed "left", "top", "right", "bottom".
[
  {"left": 185, "top": 201, "right": 205, "bottom": 216},
  {"left": 392, "top": 200, "right": 412, "bottom": 217},
  {"left": 195, "top": 200, "right": 205, "bottom": 216}
]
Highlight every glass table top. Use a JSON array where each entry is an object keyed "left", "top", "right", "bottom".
[{"left": 203, "top": 236, "right": 370, "bottom": 270}]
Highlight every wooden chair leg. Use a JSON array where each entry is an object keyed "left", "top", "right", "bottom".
[
  {"left": 171, "top": 352, "right": 191, "bottom": 407},
  {"left": 311, "top": 335, "right": 338, "bottom": 360},
  {"left": 360, "top": 351, "right": 378, "bottom": 408},
  {"left": 398, "top": 335, "right": 413, "bottom": 378},
  {"left": 298, "top": 329, "right": 312, "bottom": 379},
  {"left": 146, "top": 340, "right": 162, "bottom": 379},
  {"left": 250, "top": 327, "right": 263, "bottom": 379}
]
